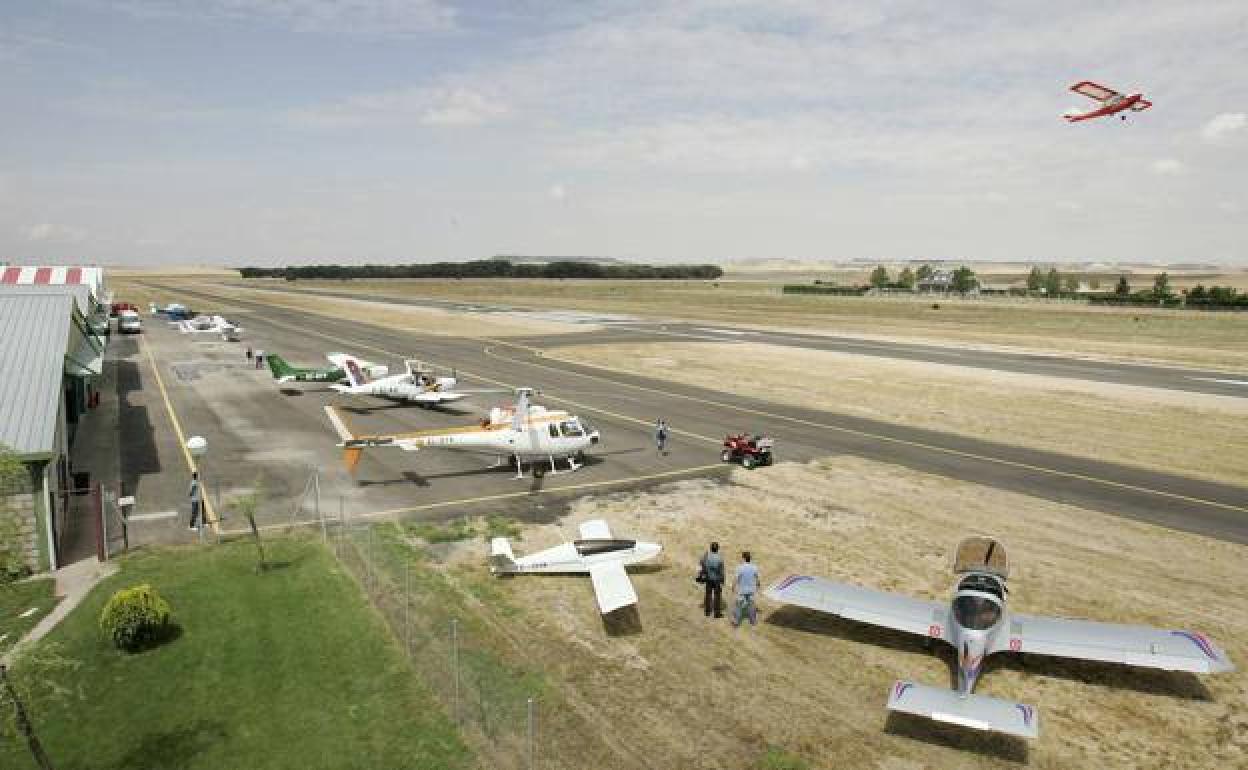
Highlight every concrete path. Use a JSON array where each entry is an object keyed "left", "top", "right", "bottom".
[{"left": 2, "top": 558, "right": 117, "bottom": 664}]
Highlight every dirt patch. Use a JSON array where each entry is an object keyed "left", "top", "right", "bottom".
[
  {"left": 552, "top": 340, "right": 1248, "bottom": 487},
  {"left": 477, "top": 459, "right": 1247, "bottom": 769}
]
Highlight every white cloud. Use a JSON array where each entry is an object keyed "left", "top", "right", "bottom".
[
  {"left": 548, "top": 184, "right": 567, "bottom": 201},
  {"left": 1201, "top": 113, "right": 1246, "bottom": 142},
  {"left": 24, "top": 223, "right": 88, "bottom": 243},
  {"left": 1150, "top": 158, "right": 1185, "bottom": 175},
  {"left": 287, "top": 86, "right": 507, "bottom": 129},
  {"left": 109, "top": 0, "right": 456, "bottom": 36}
]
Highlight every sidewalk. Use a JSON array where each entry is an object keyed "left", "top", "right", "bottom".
[{"left": 1, "top": 558, "right": 117, "bottom": 665}]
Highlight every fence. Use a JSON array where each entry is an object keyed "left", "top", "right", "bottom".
[{"left": 324, "top": 514, "right": 622, "bottom": 770}]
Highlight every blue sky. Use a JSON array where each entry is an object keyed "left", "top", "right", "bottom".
[{"left": 2, "top": 0, "right": 1245, "bottom": 265}]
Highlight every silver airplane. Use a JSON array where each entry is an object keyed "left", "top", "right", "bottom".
[{"left": 766, "top": 536, "right": 1234, "bottom": 738}]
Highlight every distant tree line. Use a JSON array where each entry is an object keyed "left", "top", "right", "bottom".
[{"left": 237, "top": 260, "right": 723, "bottom": 281}]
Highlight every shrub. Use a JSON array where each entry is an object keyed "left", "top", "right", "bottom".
[{"left": 99, "top": 584, "right": 172, "bottom": 652}]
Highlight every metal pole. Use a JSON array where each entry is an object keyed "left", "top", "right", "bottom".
[
  {"left": 367, "top": 525, "right": 374, "bottom": 593},
  {"left": 315, "top": 470, "right": 325, "bottom": 543},
  {"left": 527, "top": 696, "right": 536, "bottom": 770},
  {"left": 198, "top": 467, "right": 205, "bottom": 545},
  {"left": 404, "top": 564, "right": 411, "bottom": 653},
  {"left": 452, "top": 618, "right": 460, "bottom": 724}
]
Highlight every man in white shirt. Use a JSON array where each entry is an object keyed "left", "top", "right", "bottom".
[{"left": 731, "top": 551, "right": 760, "bottom": 627}]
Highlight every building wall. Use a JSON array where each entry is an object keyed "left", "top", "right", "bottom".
[{"left": 0, "top": 460, "right": 43, "bottom": 574}]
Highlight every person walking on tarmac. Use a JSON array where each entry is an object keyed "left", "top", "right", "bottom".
[
  {"left": 699, "top": 542, "right": 725, "bottom": 617},
  {"left": 655, "top": 418, "right": 670, "bottom": 453}
]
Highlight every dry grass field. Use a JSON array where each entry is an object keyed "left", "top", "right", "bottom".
[
  {"left": 550, "top": 340, "right": 1248, "bottom": 487},
  {"left": 227, "top": 277, "right": 1248, "bottom": 370},
  {"left": 434, "top": 459, "right": 1247, "bottom": 769}
]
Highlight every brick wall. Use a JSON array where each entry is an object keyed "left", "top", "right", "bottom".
[{"left": 2, "top": 461, "right": 41, "bottom": 574}]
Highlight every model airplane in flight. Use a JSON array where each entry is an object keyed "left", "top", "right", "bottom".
[
  {"left": 329, "top": 356, "right": 472, "bottom": 406},
  {"left": 265, "top": 352, "right": 388, "bottom": 384},
  {"left": 325, "top": 387, "right": 600, "bottom": 478},
  {"left": 490, "top": 519, "right": 661, "bottom": 614},
  {"left": 174, "top": 314, "right": 243, "bottom": 340},
  {"left": 1064, "top": 80, "right": 1152, "bottom": 122},
  {"left": 766, "top": 536, "right": 1233, "bottom": 739}
]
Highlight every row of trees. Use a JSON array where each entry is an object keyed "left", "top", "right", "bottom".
[
  {"left": 238, "top": 260, "right": 724, "bottom": 281},
  {"left": 867, "top": 264, "right": 979, "bottom": 293}
]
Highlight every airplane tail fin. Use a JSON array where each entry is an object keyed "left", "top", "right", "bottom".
[
  {"left": 342, "top": 358, "right": 369, "bottom": 388},
  {"left": 886, "top": 680, "right": 1038, "bottom": 739},
  {"left": 489, "top": 537, "right": 517, "bottom": 573},
  {"left": 266, "top": 354, "right": 297, "bottom": 382}
]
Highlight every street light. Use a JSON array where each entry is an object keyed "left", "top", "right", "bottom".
[{"left": 186, "top": 436, "right": 208, "bottom": 543}]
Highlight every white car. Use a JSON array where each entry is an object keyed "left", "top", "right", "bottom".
[{"left": 118, "top": 310, "right": 142, "bottom": 334}]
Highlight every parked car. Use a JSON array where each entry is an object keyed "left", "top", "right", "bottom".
[
  {"left": 110, "top": 301, "right": 138, "bottom": 317},
  {"left": 118, "top": 310, "right": 142, "bottom": 334}
]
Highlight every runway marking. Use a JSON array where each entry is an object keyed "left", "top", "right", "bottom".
[
  {"left": 188, "top": 298, "right": 1248, "bottom": 518},
  {"left": 477, "top": 339, "right": 1248, "bottom": 516},
  {"left": 1190, "top": 377, "right": 1248, "bottom": 387},
  {"left": 140, "top": 335, "right": 218, "bottom": 532},
  {"left": 218, "top": 463, "right": 728, "bottom": 535}
]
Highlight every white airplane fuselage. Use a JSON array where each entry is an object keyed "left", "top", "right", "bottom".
[{"left": 501, "top": 540, "right": 661, "bottom": 574}]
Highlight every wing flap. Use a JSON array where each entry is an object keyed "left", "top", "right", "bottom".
[
  {"left": 888, "top": 680, "right": 1039, "bottom": 739},
  {"left": 1007, "top": 614, "right": 1234, "bottom": 673},
  {"left": 578, "top": 519, "right": 612, "bottom": 540},
  {"left": 766, "top": 575, "right": 948, "bottom": 639},
  {"left": 1071, "top": 80, "right": 1119, "bottom": 102},
  {"left": 589, "top": 561, "right": 637, "bottom": 614}
]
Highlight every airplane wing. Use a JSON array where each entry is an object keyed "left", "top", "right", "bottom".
[
  {"left": 766, "top": 575, "right": 951, "bottom": 641},
  {"left": 578, "top": 519, "right": 612, "bottom": 540},
  {"left": 589, "top": 561, "right": 638, "bottom": 614},
  {"left": 326, "top": 353, "right": 375, "bottom": 370},
  {"left": 1001, "top": 613, "right": 1234, "bottom": 673},
  {"left": 1070, "top": 80, "right": 1120, "bottom": 102},
  {"left": 1131, "top": 99, "right": 1153, "bottom": 112},
  {"left": 411, "top": 391, "right": 469, "bottom": 404}
]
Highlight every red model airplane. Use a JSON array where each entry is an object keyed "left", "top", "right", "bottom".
[{"left": 1063, "top": 81, "right": 1152, "bottom": 122}]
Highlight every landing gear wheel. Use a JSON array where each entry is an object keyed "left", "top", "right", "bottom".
[{"left": 742, "top": 455, "right": 756, "bottom": 469}]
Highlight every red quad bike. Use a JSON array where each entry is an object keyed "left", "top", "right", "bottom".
[{"left": 721, "top": 434, "right": 774, "bottom": 469}]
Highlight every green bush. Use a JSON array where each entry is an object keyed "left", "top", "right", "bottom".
[{"left": 99, "top": 584, "right": 172, "bottom": 652}]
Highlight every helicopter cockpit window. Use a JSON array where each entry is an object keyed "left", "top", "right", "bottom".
[{"left": 560, "top": 420, "right": 585, "bottom": 437}]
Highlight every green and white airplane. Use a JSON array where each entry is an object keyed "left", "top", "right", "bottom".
[{"left": 266, "top": 352, "right": 388, "bottom": 384}]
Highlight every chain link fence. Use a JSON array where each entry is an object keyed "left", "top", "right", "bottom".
[{"left": 325, "top": 512, "right": 623, "bottom": 770}]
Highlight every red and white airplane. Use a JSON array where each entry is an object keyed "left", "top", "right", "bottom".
[{"left": 1063, "top": 81, "right": 1152, "bottom": 122}]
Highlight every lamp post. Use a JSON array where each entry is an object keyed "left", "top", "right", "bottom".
[{"left": 186, "top": 436, "right": 208, "bottom": 543}]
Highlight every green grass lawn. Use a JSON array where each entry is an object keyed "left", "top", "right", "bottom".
[
  {"left": 0, "top": 538, "right": 471, "bottom": 770},
  {"left": 0, "top": 577, "right": 58, "bottom": 655}
]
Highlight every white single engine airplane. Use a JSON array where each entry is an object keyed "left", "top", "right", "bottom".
[
  {"left": 490, "top": 519, "right": 661, "bottom": 614},
  {"left": 325, "top": 387, "right": 600, "bottom": 478},
  {"left": 173, "top": 314, "right": 243, "bottom": 340},
  {"left": 1063, "top": 80, "right": 1152, "bottom": 122},
  {"left": 766, "top": 536, "right": 1233, "bottom": 739},
  {"left": 329, "top": 355, "right": 471, "bottom": 407}
]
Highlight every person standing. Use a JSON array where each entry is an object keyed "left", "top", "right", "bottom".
[
  {"left": 245, "top": 346, "right": 253, "bottom": 364},
  {"left": 254, "top": 349, "right": 265, "bottom": 370},
  {"left": 655, "top": 418, "right": 669, "bottom": 453},
  {"left": 188, "top": 470, "right": 202, "bottom": 531},
  {"left": 700, "top": 542, "right": 725, "bottom": 618},
  {"left": 732, "top": 551, "right": 760, "bottom": 627}
]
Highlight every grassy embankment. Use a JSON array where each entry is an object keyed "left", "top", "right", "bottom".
[{"left": 0, "top": 538, "right": 470, "bottom": 770}]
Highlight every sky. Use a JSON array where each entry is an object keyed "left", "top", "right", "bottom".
[{"left": 1, "top": 0, "right": 1246, "bottom": 266}]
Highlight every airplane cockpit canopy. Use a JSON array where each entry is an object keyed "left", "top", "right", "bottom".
[
  {"left": 953, "top": 594, "right": 1002, "bottom": 631},
  {"left": 574, "top": 539, "right": 636, "bottom": 557},
  {"left": 957, "top": 572, "right": 1005, "bottom": 599}
]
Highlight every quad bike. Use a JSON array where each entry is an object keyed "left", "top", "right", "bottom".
[{"left": 721, "top": 434, "right": 774, "bottom": 469}]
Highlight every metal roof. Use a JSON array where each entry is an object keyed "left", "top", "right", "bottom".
[
  {"left": 0, "top": 294, "right": 77, "bottom": 457},
  {"left": 0, "top": 282, "right": 96, "bottom": 315}
]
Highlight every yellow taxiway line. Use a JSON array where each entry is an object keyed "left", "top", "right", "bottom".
[{"left": 140, "top": 335, "right": 217, "bottom": 532}]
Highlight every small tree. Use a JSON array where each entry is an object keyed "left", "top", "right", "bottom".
[
  {"left": 1115, "top": 275, "right": 1131, "bottom": 296},
  {"left": 869, "top": 266, "right": 891, "bottom": 289},
  {"left": 1025, "top": 266, "right": 1044, "bottom": 291},
  {"left": 897, "top": 267, "right": 915, "bottom": 289},
  {"left": 1152, "top": 272, "right": 1172, "bottom": 298},
  {"left": 1044, "top": 267, "right": 1062, "bottom": 295},
  {"left": 915, "top": 264, "right": 934, "bottom": 282},
  {"left": 1064, "top": 274, "right": 1081, "bottom": 293},
  {"left": 1187, "top": 284, "right": 1207, "bottom": 300},
  {"left": 232, "top": 480, "right": 267, "bottom": 572},
  {"left": 951, "top": 266, "right": 978, "bottom": 294}
]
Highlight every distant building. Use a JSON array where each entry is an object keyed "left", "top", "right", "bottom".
[{"left": 917, "top": 269, "right": 954, "bottom": 293}]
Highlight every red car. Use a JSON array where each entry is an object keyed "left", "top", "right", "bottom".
[
  {"left": 110, "top": 302, "right": 138, "bottom": 317},
  {"left": 721, "top": 434, "right": 774, "bottom": 469}
]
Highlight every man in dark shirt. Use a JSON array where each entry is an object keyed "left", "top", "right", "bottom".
[{"left": 699, "top": 541, "right": 725, "bottom": 618}]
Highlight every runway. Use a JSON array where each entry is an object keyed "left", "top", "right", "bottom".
[
  {"left": 231, "top": 282, "right": 1248, "bottom": 399},
  {"left": 150, "top": 283, "right": 1248, "bottom": 543}
]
